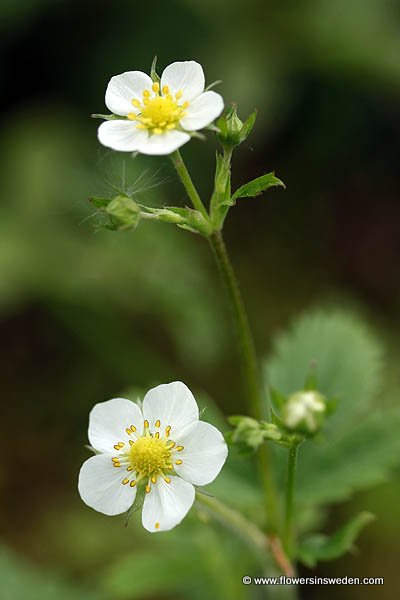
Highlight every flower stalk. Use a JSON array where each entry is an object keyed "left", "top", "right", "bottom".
[
  {"left": 170, "top": 150, "right": 209, "bottom": 219},
  {"left": 172, "top": 151, "right": 280, "bottom": 535},
  {"left": 283, "top": 443, "right": 300, "bottom": 557}
]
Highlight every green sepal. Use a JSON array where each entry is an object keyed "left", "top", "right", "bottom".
[
  {"left": 89, "top": 196, "right": 112, "bottom": 209},
  {"left": 91, "top": 113, "right": 122, "bottom": 120},
  {"left": 239, "top": 109, "right": 257, "bottom": 143},
  {"left": 150, "top": 56, "right": 160, "bottom": 84},
  {"left": 298, "top": 512, "right": 375, "bottom": 567},
  {"left": 269, "top": 386, "right": 288, "bottom": 411},
  {"left": 217, "top": 104, "right": 257, "bottom": 148},
  {"left": 231, "top": 172, "right": 285, "bottom": 204}
]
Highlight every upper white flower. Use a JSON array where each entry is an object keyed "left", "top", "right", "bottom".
[
  {"left": 97, "top": 60, "right": 224, "bottom": 156},
  {"left": 78, "top": 381, "right": 228, "bottom": 532}
]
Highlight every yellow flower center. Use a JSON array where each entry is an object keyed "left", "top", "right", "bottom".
[
  {"left": 128, "top": 435, "right": 172, "bottom": 477},
  {"left": 128, "top": 82, "right": 189, "bottom": 135}
]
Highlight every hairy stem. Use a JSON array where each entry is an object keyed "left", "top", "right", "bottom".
[
  {"left": 171, "top": 151, "right": 281, "bottom": 538},
  {"left": 283, "top": 444, "right": 299, "bottom": 557},
  {"left": 170, "top": 150, "right": 209, "bottom": 219},
  {"left": 209, "top": 231, "right": 280, "bottom": 533}
]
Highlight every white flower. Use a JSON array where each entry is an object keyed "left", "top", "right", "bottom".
[
  {"left": 97, "top": 60, "right": 224, "bottom": 155},
  {"left": 78, "top": 381, "right": 228, "bottom": 532}
]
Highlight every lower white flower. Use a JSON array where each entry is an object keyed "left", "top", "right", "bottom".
[
  {"left": 97, "top": 60, "right": 224, "bottom": 155},
  {"left": 78, "top": 381, "right": 228, "bottom": 532}
]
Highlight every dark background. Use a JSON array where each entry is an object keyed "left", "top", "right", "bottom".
[{"left": 1, "top": 1, "right": 400, "bottom": 598}]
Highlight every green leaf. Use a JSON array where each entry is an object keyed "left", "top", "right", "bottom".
[
  {"left": 297, "top": 410, "right": 400, "bottom": 506},
  {"left": 298, "top": 512, "right": 375, "bottom": 567},
  {"left": 266, "top": 310, "right": 384, "bottom": 432},
  {"left": 231, "top": 172, "right": 285, "bottom": 203}
]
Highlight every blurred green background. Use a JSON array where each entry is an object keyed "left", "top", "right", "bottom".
[{"left": 1, "top": 0, "right": 400, "bottom": 598}]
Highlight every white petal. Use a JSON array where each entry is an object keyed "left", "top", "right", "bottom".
[
  {"left": 142, "top": 476, "right": 195, "bottom": 532},
  {"left": 174, "top": 421, "right": 228, "bottom": 485},
  {"left": 88, "top": 397, "right": 144, "bottom": 454},
  {"left": 105, "top": 71, "right": 153, "bottom": 116},
  {"left": 137, "top": 130, "right": 190, "bottom": 156},
  {"left": 180, "top": 91, "right": 224, "bottom": 131},
  {"left": 161, "top": 61, "right": 205, "bottom": 102},
  {"left": 142, "top": 381, "right": 198, "bottom": 438},
  {"left": 98, "top": 120, "right": 149, "bottom": 152},
  {"left": 78, "top": 454, "right": 137, "bottom": 516}
]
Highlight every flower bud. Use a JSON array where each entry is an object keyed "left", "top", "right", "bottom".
[
  {"left": 106, "top": 195, "right": 140, "bottom": 230},
  {"left": 217, "top": 104, "right": 257, "bottom": 148},
  {"left": 282, "top": 390, "right": 326, "bottom": 435}
]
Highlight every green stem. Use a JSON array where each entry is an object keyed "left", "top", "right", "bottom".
[
  {"left": 171, "top": 151, "right": 280, "bottom": 535},
  {"left": 209, "top": 231, "right": 280, "bottom": 533},
  {"left": 283, "top": 444, "right": 299, "bottom": 557},
  {"left": 197, "top": 493, "right": 294, "bottom": 577},
  {"left": 170, "top": 150, "right": 209, "bottom": 219}
]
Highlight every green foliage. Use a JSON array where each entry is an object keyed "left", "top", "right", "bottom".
[
  {"left": 266, "top": 310, "right": 383, "bottom": 432},
  {"left": 297, "top": 410, "right": 400, "bottom": 506},
  {"left": 298, "top": 512, "right": 375, "bottom": 567},
  {"left": 231, "top": 172, "right": 285, "bottom": 204},
  {"left": 265, "top": 309, "right": 400, "bottom": 511}
]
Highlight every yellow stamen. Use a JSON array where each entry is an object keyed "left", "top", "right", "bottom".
[
  {"left": 153, "top": 127, "right": 162, "bottom": 134},
  {"left": 175, "top": 90, "right": 183, "bottom": 99},
  {"left": 126, "top": 428, "right": 132, "bottom": 435},
  {"left": 127, "top": 113, "right": 137, "bottom": 121},
  {"left": 143, "top": 89, "right": 151, "bottom": 98},
  {"left": 129, "top": 439, "right": 134, "bottom": 446},
  {"left": 144, "top": 420, "right": 149, "bottom": 429},
  {"left": 155, "top": 419, "right": 161, "bottom": 428},
  {"left": 130, "top": 425, "right": 137, "bottom": 432},
  {"left": 162, "top": 85, "right": 169, "bottom": 95},
  {"left": 113, "top": 444, "right": 120, "bottom": 451},
  {"left": 127, "top": 466, "right": 133, "bottom": 471},
  {"left": 164, "top": 477, "right": 171, "bottom": 484},
  {"left": 155, "top": 522, "right": 160, "bottom": 529},
  {"left": 175, "top": 459, "right": 183, "bottom": 465},
  {"left": 130, "top": 480, "right": 137, "bottom": 487},
  {"left": 176, "top": 445, "right": 184, "bottom": 452},
  {"left": 152, "top": 82, "right": 160, "bottom": 93},
  {"left": 151, "top": 475, "right": 157, "bottom": 484},
  {"left": 131, "top": 99, "right": 141, "bottom": 107},
  {"left": 122, "top": 478, "right": 129, "bottom": 485},
  {"left": 146, "top": 484, "right": 151, "bottom": 493},
  {"left": 155, "top": 432, "right": 160, "bottom": 439},
  {"left": 165, "top": 426, "right": 171, "bottom": 437},
  {"left": 113, "top": 462, "right": 121, "bottom": 468}
]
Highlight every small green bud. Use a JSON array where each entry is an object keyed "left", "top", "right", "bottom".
[
  {"left": 282, "top": 390, "right": 326, "bottom": 435},
  {"left": 217, "top": 104, "right": 257, "bottom": 148},
  {"left": 106, "top": 195, "right": 140, "bottom": 230},
  {"left": 228, "top": 415, "right": 282, "bottom": 452}
]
